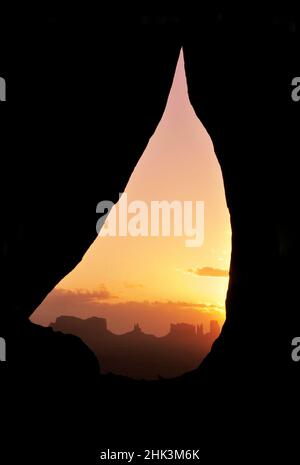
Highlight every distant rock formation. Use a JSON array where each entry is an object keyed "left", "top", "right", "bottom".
[{"left": 51, "top": 316, "right": 220, "bottom": 379}]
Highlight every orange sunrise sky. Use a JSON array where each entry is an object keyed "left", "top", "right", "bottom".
[{"left": 32, "top": 51, "right": 231, "bottom": 336}]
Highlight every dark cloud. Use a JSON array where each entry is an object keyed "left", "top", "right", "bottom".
[
  {"left": 188, "top": 266, "right": 229, "bottom": 278},
  {"left": 39, "top": 287, "right": 115, "bottom": 309}
]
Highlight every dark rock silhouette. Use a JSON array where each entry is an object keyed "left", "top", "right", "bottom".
[
  {"left": 1, "top": 10, "right": 299, "bottom": 463},
  {"left": 51, "top": 316, "right": 220, "bottom": 379}
]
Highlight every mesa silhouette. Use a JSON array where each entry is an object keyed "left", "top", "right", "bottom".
[{"left": 51, "top": 316, "right": 220, "bottom": 379}]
